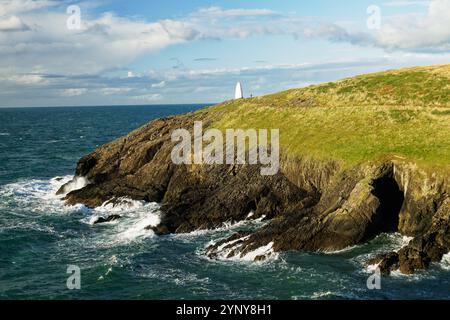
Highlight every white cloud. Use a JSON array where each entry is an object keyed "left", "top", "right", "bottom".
[
  {"left": 189, "top": 2, "right": 450, "bottom": 53},
  {"left": 384, "top": 1, "right": 431, "bottom": 7},
  {"left": 151, "top": 80, "right": 166, "bottom": 88},
  {"left": 0, "top": 8, "right": 199, "bottom": 74},
  {"left": 2, "top": 52, "right": 450, "bottom": 106},
  {"left": 0, "top": 15, "right": 29, "bottom": 31},
  {"left": 0, "top": 72, "right": 47, "bottom": 85},
  {"left": 372, "top": 0, "right": 450, "bottom": 52},
  {"left": 0, "top": 0, "right": 56, "bottom": 16},
  {"left": 0, "top": 1, "right": 448, "bottom": 79},
  {"left": 100, "top": 87, "right": 132, "bottom": 95},
  {"left": 60, "top": 88, "right": 87, "bottom": 97},
  {"left": 195, "top": 7, "right": 277, "bottom": 18},
  {"left": 1, "top": 1, "right": 450, "bottom": 107},
  {"left": 132, "top": 93, "right": 162, "bottom": 102}
]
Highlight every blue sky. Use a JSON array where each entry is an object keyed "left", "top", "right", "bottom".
[{"left": 0, "top": 0, "right": 449, "bottom": 107}]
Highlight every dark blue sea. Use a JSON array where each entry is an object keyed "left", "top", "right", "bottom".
[{"left": 1, "top": 105, "right": 450, "bottom": 299}]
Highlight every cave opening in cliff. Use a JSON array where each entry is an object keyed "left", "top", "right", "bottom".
[{"left": 370, "top": 174, "right": 405, "bottom": 234}]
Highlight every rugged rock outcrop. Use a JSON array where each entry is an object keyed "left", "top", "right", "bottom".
[
  {"left": 60, "top": 111, "right": 449, "bottom": 276},
  {"left": 91, "top": 214, "right": 121, "bottom": 224}
]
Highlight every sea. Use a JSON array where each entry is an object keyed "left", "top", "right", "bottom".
[{"left": 1, "top": 105, "right": 450, "bottom": 300}]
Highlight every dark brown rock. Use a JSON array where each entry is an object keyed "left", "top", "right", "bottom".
[
  {"left": 60, "top": 109, "right": 450, "bottom": 275},
  {"left": 366, "top": 252, "right": 399, "bottom": 276},
  {"left": 92, "top": 214, "right": 121, "bottom": 224}
]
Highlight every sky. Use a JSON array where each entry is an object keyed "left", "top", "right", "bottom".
[{"left": 0, "top": 0, "right": 449, "bottom": 107}]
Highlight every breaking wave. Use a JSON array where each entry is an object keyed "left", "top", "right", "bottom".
[
  {"left": 0, "top": 176, "right": 160, "bottom": 244},
  {"left": 85, "top": 197, "right": 161, "bottom": 245},
  {"left": 0, "top": 175, "right": 87, "bottom": 215},
  {"left": 439, "top": 252, "right": 450, "bottom": 271},
  {"left": 57, "top": 176, "right": 89, "bottom": 196},
  {"left": 205, "top": 235, "right": 278, "bottom": 263}
]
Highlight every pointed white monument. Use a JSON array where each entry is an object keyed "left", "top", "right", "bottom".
[{"left": 234, "top": 82, "right": 243, "bottom": 99}]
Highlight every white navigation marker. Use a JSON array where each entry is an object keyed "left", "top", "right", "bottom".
[{"left": 234, "top": 82, "right": 243, "bottom": 99}]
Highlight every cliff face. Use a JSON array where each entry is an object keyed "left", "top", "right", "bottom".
[
  {"left": 60, "top": 64, "right": 450, "bottom": 275},
  {"left": 59, "top": 113, "right": 450, "bottom": 275}
]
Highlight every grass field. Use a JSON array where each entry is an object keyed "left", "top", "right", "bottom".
[{"left": 203, "top": 64, "right": 450, "bottom": 170}]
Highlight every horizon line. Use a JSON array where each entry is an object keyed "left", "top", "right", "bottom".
[{"left": 0, "top": 103, "right": 217, "bottom": 109}]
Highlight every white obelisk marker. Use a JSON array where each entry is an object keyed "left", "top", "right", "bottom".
[{"left": 234, "top": 82, "right": 243, "bottom": 99}]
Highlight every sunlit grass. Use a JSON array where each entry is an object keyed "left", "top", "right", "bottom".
[{"left": 201, "top": 64, "right": 450, "bottom": 171}]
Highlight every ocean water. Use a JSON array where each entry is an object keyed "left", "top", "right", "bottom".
[{"left": 1, "top": 105, "right": 450, "bottom": 300}]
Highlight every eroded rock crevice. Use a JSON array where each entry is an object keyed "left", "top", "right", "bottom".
[{"left": 363, "top": 171, "right": 404, "bottom": 241}]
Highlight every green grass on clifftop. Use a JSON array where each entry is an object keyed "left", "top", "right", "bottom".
[{"left": 202, "top": 64, "right": 450, "bottom": 170}]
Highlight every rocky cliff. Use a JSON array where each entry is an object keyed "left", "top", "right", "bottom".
[{"left": 59, "top": 64, "right": 450, "bottom": 275}]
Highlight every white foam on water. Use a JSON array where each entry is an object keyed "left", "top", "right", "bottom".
[
  {"left": 205, "top": 235, "right": 249, "bottom": 260},
  {"left": 87, "top": 197, "right": 157, "bottom": 223},
  {"left": 1, "top": 220, "right": 58, "bottom": 235},
  {"left": 83, "top": 198, "right": 162, "bottom": 246},
  {"left": 0, "top": 176, "right": 90, "bottom": 236},
  {"left": 177, "top": 214, "right": 267, "bottom": 239},
  {"left": 396, "top": 235, "right": 414, "bottom": 251},
  {"left": 323, "top": 234, "right": 413, "bottom": 257},
  {"left": 115, "top": 214, "right": 160, "bottom": 243},
  {"left": 140, "top": 267, "right": 211, "bottom": 287},
  {"left": 0, "top": 175, "right": 88, "bottom": 215},
  {"left": 323, "top": 244, "right": 360, "bottom": 255},
  {"left": 311, "top": 291, "right": 334, "bottom": 299},
  {"left": 440, "top": 252, "right": 450, "bottom": 270},
  {"left": 199, "top": 213, "right": 277, "bottom": 263},
  {"left": 359, "top": 234, "right": 436, "bottom": 279},
  {"left": 0, "top": 132, "right": 10, "bottom": 136},
  {"left": 215, "top": 236, "right": 250, "bottom": 253},
  {"left": 57, "top": 176, "right": 89, "bottom": 196},
  {"left": 218, "top": 215, "right": 266, "bottom": 231},
  {"left": 355, "top": 233, "right": 414, "bottom": 264},
  {"left": 207, "top": 236, "right": 278, "bottom": 263},
  {"left": 389, "top": 268, "right": 436, "bottom": 281},
  {"left": 0, "top": 176, "right": 161, "bottom": 245},
  {"left": 239, "top": 242, "right": 277, "bottom": 262},
  {"left": 363, "top": 263, "right": 380, "bottom": 274}
]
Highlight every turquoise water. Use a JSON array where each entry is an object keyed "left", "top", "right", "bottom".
[{"left": 1, "top": 105, "right": 450, "bottom": 300}]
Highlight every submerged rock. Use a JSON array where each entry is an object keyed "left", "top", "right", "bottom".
[
  {"left": 366, "top": 252, "right": 400, "bottom": 276},
  {"left": 91, "top": 214, "right": 121, "bottom": 225}
]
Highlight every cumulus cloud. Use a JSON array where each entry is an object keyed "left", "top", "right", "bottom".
[
  {"left": 1, "top": 1, "right": 450, "bottom": 107},
  {"left": 0, "top": 0, "right": 56, "bottom": 16},
  {"left": 2, "top": 51, "right": 450, "bottom": 107},
  {"left": 194, "top": 7, "right": 277, "bottom": 18},
  {"left": 299, "top": 0, "right": 450, "bottom": 53},
  {"left": 384, "top": 0, "right": 431, "bottom": 7},
  {"left": 60, "top": 88, "right": 87, "bottom": 97},
  {"left": 100, "top": 87, "right": 132, "bottom": 95},
  {"left": 132, "top": 93, "right": 162, "bottom": 102},
  {"left": 1, "top": 1, "right": 448, "bottom": 77},
  {"left": 194, "top": 58, "right": 217, "bottom": 62},
  {"left": 1, "top": 73, "right": 46, "bottom": 85},
  {"left": 372, "top": 0, "right": 450, "bottom": 52},
  {"left": 0, "top": 15, "right": 29, "bottom": 31},
  {"left": 151, "top": 81, "right": 166, "bottom": 88},
  {"left": 0, "top": 5, "right": 199, "bottom": 75},
  {"left": 190, "top": 1, "right": 450, "bottom": 53}
]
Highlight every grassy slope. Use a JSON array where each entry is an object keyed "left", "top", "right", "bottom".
[{"left": 202, "top": 64, "right": 450, "bottom": 170}]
